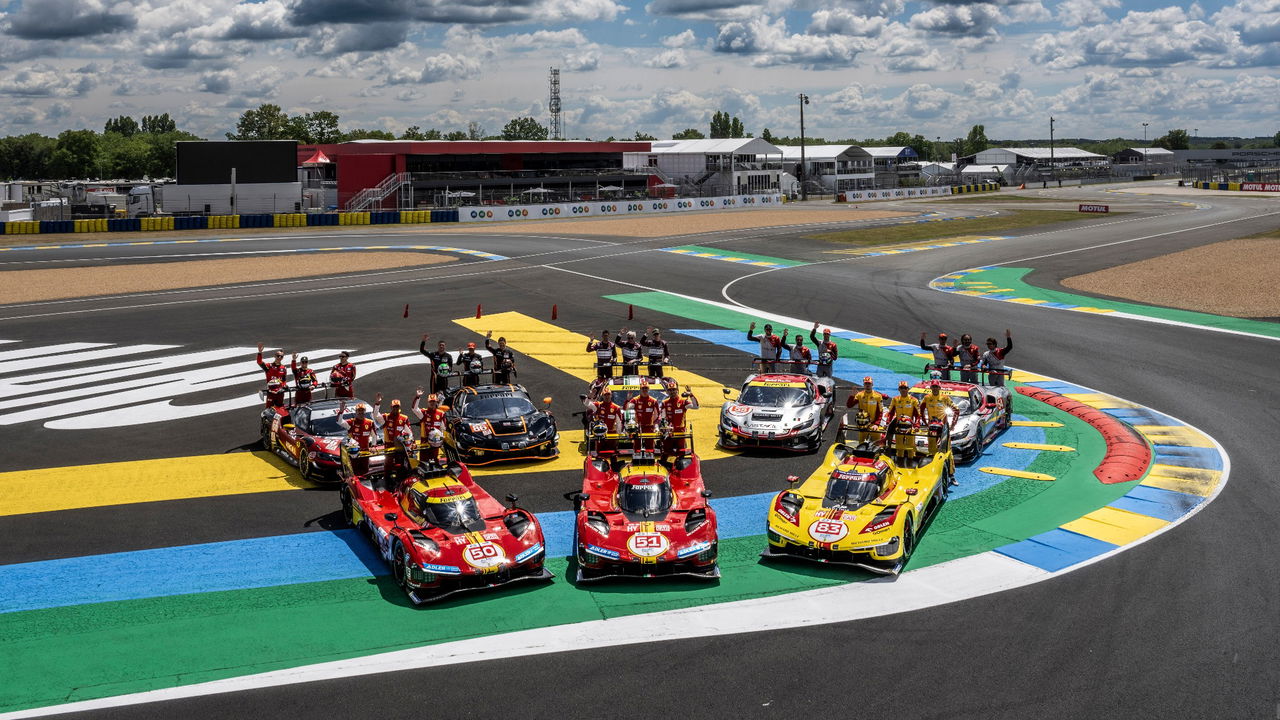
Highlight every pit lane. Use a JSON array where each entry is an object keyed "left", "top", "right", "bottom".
[{"left": 0, "top": 185, "right": 1276, "bottom": 719}]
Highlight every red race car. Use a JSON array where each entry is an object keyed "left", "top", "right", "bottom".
[
  {"left": 339, "top": 443, "right": 553, "bottom": 604},
  {"left": 568, "top": 429, "right": 719, "bottom": 582},
  {"left": 261, "top": 397, "right": 383, "bottom": 482}
]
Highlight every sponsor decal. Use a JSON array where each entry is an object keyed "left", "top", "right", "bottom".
[
  {"left": 585, "top": 544, "right": 620, "bottom": 560},
  {"left": 628, "top": 532, "right": 670, "bottom": 558},
  {"left": 515, "top": 543, "right": 544, "bottom": 563},
  {"left": 677, "top": 541, "right": 712, "bottom": 558},
  {"left": 420, "top": 562, "right": 462, "bottom": 575},
  {"left": 727, "top": 404, "right": 752, "bottom": 415},
  {"left": 751, "top": 381, "right": 807, "bottom": 388},
  {"left": 1241, "top": 182, "right": 1280, "bottom": 192},
  {"left": 462, "top": 542, "right": 507, "bottom": 569},
  {"left": 1078, "top": 204, "right": 1110, "bottom": 213},
  {"left": 808, "top": 518, "right": 849, "bottom": 543}
]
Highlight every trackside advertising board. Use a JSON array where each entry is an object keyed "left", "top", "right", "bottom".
[
  {"left": 458, "top": 194, "right": 784, "bottom": 223},
  {"left": 1241, "top": 182, "right": 1280, "bottom": 192},
  {"left": 840, "top": 187, "right": 953, "bottom": 202}
]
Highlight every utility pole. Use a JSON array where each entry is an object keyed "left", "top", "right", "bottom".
[
  {"left": 1142, "top": 122, "right": 1150, "bottom": 175},
  {"left": 549, "top": 68, "right": 562, "bottom": 141},
  {"left": 1048, "top": 116, "right": 1055, "bottom": 186},
  {"left": 798, "top": 93, "right": 809, "bottom": 201}
]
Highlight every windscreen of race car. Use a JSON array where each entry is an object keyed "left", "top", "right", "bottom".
[
  {"left": 619, "top": 481, "right": 673, "bottom": 515},
  {"left": 740, "top": 384, "right": 811, "bottom": 407},
  {"left": 826, "top": 470, "right": 881, "bottom": 510},
  {"left": 307, "top": 407, "right": 371, "bottom": 435},
  {"left": 461, "top": 395, "right": 536, "bottom": 419},
  {"left": 610, "top": 387, "right": 668, "bottom": 405},
  {"left": 419, "top": 496, "right": 482, "bottom": 529}
]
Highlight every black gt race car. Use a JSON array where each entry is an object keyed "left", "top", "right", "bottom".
[{"left": 443, "top": 384, "right": 559, "bottom": 466}]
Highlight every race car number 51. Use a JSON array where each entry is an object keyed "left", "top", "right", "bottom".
[{"left": 808, "top": 519, "right": 849, "bottom": 543}]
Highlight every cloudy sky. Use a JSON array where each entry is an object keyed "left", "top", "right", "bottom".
[{"left": 0, "top": 0, "right": 1276, "bottom": 141}]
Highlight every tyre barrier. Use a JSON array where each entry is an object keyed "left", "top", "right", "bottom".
[
  {"left": 401, "top": 210, "right": 432, "bottom": 223},
  {"left": 1017, "top": 386, "right": 1153, "bottom": 484},
  {"left": 431, "top": 209, "right": 459, "bottom": 223},
  {"left": 951, "top": 182, "right": 1000, "bottom": 195}
]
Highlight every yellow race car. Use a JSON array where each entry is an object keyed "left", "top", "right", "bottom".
[{"left": 763, "top": 434, "right": 954, "bottom": 575}]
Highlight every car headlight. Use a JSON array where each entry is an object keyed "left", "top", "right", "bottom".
[
  {"left": 874, "top": 537, "right": 900, "bottom": 556},
  {"left": 792, "top": 415, "right": 815, "bottom": 431},
  {"left": 413, "top": 536, "right": 439, "bottom": 555}
]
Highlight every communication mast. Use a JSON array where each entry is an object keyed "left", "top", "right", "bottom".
[{"left": 549, "top": 67, "right": 562, "bottom": 140}]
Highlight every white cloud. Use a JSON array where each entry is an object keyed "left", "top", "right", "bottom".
[
  {"left": 1055, "top": 0, "right": 1122, "bottom": 27},
  {"left": 714, "top": 15, "right": 870, "bottom": 66},
  {"left": 808, "top": 8, "right": 890, "bottom": 36},
  {"left": 661, "top": 29, "right": 698, "bottom": 47},
  {"left": 644, "top": 48, "right": 689, "bottom": 67}
]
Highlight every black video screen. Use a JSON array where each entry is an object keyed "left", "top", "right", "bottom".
[{"left": 177, "top": 141, "right": 297, "bottom": 185}]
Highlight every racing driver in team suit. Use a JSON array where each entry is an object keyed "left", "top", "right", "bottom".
[
  {"left": 846, "top": 376, "right": 885, "bottom": 446},
  {"left": 373, "top": 394, "right": 415, "bottom": 482},
  {"left": 290, "top": 354, "right": 318, "bottom": 405},
  {"left": 616, "top": 329, "right": 643, "bottom": 375},
  {"left": 583, "top": 384, "right": 625, "bottom": 455},
  {"left": 330, "top": 351, "right": 356, "bottom": 399},
  {"left": 659, "top": 379, "right": 699, "bottom": 461},
  {"left": 921, "top": 380, "right": 958, "bottom": 464},
  {"left": 625, "top": 380, "right": 661, "bottom": 451},
  {"left": 885, "top": 380, "right": 922, "bottom": 464},
  {"left": 336, "top": 400, "right": 375, "bottom": 475},
  {"left": 411, "top": 388, "right": 449, "bottom": 465},
  {"left": 484, "top": 331, "right": 517, "bottom": 385},
  {"left": 587, "top": 330, "right": 616, "bottom": 380},
  {"left": 420, "top": 336, "right": 454, "bottom": 395},
  {"left": 810, "top": 322, "right": 839, "bottom": 378},
  {"left": 641, "top": 327, "right": 670, "bottom": 378},
  {"left": 746, "top": 322, "right": 787, "bottom": 373},
  {"left": 256, "top": 343, "right": 288, "bottom": 408}
]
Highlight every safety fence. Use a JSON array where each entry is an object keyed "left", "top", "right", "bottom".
[
  {"left": 1194, "top": 181, "right": 1280, "bottom": 192},
  {"left": 1, "top": 209, "right": 461, "bottom": 235},
  {"left": 838, "top": 183, "right": 999, "bottom": 203},
  {"left": 458, "top": 194, "right": 784, "bottom": 223}
]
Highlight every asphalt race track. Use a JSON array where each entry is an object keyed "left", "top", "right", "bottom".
[{"left": 2, "top": 184, "right": 1278, "bottom": 719}]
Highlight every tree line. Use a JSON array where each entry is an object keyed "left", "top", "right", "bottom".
[
  {"left": 228, "top": 104, "right": 553, "bottom": 143},
  {"left": 0, "top": 113, "right": 200, "bottom": 181}
]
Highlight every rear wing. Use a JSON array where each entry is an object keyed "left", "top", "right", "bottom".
[
  {"left": 584, "top": 429, "right": 694, "bottom": 458},
  {"left": 921, "top": 362, "right": 1012, "bottom": 383},
  {"left": 836, "top": 413, "right": 947, "bottom": 444}
]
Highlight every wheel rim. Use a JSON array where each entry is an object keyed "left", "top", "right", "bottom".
[
  {"left": 392, "top": 545, "right": 407, "bottom": 588},
  {"left": 299, "top": 453, "right": 310, "bottom": 478}
]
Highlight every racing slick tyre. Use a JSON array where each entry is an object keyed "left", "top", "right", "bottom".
[
  {"left": 298, "top": 451, "right": 313, "bottom": 480},
  {"left": 339, "top": 485, "right": 355, "bottom": 527},
  {"left": 391, "top": 541, "right": 409, "bottom": 590},
  {"left": 1004, "top": 398, "right": 1014, "bottom": 429},
  {"left": 902, "top": 524, "right": 916, "bottom": 568},
  {"left": 260, "top": 419, "right": 275, "bottom": 451}
]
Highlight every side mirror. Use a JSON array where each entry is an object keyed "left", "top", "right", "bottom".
[
  {"left": 722, "top": 388, "right": 732, "bottom": 397},
  {"left": 543, "top": 397, "right": 553, "bottom": 406},
  {"left": 383, "top": 513, "right": 398, "bottom": 522},
  {"left": 700, "top": 490, "right": 713, "bottom": 498},
  {"left": 579, "top": 393, "right": 588, "bottom": 401},
  {"left": 785, "top": 474, "right": 800, "bottom": 484},
  {"left": 505, "top": 493, "right": 519, "bottom": 508}
]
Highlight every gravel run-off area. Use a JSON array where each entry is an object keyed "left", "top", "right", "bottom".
[
  {"left": 1063, "top": 236, "right": 1280, "bottom": 317},
  {"left": 0, "top": 252, "right": 454, "bottom": 304}
]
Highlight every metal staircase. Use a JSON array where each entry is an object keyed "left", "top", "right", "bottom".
[{"left": 345, "top": 172, "right": 412, "bottom": 211}]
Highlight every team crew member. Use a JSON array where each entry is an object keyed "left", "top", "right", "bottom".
[
  {"left": 747, "top": 322, "right": 787, "bottom": 373},
  {"left": 420, "top": 336, "right": 454, "bottom": 395},
  {"left": 659, "top": 380, "right": 699, "bottom": 460},
  {"left": 921, "top": 381, "right": 958, "bottom": 461},
  {"left": 641, "top": 327, "right": 670, "bottom": 378},
  {"left": 616, "top": 329, "right": 642, "bottom": 374},
  {"left": 584, "top": 384, "right": 625, "bottom": 454},
  {"left": 920, "top": 332, "right": 956, "bottom": 380},
  {"left": 980, "top": 329, "right": 1014, "bottom": 387},
  {"left": 256, "top": 343, "right": 289, "bottom": 408},
  {"left": 625, "top": 380, "right": 661, "bottom": 451},
  {"left": 810, "top": 322, "right": 839, "bottom": 378},
  {"left": 458, "top": 342, "right": 485, "bottom": 387},
  {"left": 290, "top": 354, "right": 319, "bottom": 405},
  {"left": 484, "top": 332, "right": 517, "bottom": 385},
  {"left": 847, "top": 376, "right": 885, "bottom": 445},
  {"left": 587, "top": 330, "right": 616, "bottom": 380},
  {"left": 412, "top": 389, "right": 449, "bottom": 465},
  {"left": 336, "top": 400, "right": 375, "bottom": 475},
  {"left": 373, "top": 394, "right": 415, "bottom": 482},
  {"left": 955, "top": 334, "right": 982, "bottom": 384},
  {"left": 787, "top": 336, "right": 813, "bottom": 373},
  {"left": 886, "top": 380, "right": 922, "bottom": 462},
  {"left": 330, "top": 351, "right": 357, "bottom": 399}
]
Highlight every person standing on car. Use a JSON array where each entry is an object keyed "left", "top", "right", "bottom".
[
  {"left": 847, "top": 376, "right": 885, "bottom": 445},
  {"left": 787, "top": 335, "right": 813, "bottom": 374},
  {"left": 625, "top": 380, "right": 661, "bottom": 451},
  {"left": 256, "top": 343, "right": 289, "bottom": 408},
  {"left": 920, "top": 332, "right": 956, "bottom": 380},
  {"left": 886, "top": 380, "right": 922, "bottom": 463},
  {"left": 412, "top": 388, "right": 449, "bottom": 465},
  {"left": 587, "top": 329, "right": 616, "bottom": 380},
  {"left": 584, "top": 383, "right": 624, "bottom": 455},
  {"left": 458, "top": 342, "right": 485, "bottom": 387},
  {"left": 291, "top": 354, "right": 319, "bottom": 405},
  {"left": 980, "top": 329, "right": 1014, "bottom": 387},
  {"left": 616, "top": 329, "right": 642, "bottom": 375},
  {"left": 329, "top": 351, "right": 356, "bottom": 399},
  {"left": 659, "top": 380, "right": 699, "bottom": 460},
  {"left": 420, "top": 336, "right": 454, "bottom": 395},
  {"left": 374, "top": 394, "right": 415, "bottom": 482},
  {"left": 810, "top": 322, "right": 838, "bottom": 378},
  {"left": 641, "top": 327, "right": 670, "bottom": 378},
  {"left": 484, "top": 332, "right": 517, "bottom": 385},
  {"left": 747, "top": 322, "right": 787, "bottom": 373},
  {"left": 955, "top": 334, "right": 982, "bottom": 384},
  {"left": 336, "top": 400, "right": 375, "bottom": 475},
  {"left": 921, "top": 380, "right": 958, "bottom": 461}
]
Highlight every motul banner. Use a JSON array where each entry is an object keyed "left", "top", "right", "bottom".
[
  {"left": 1240, "top": 182, "right": 1280, "bottom": 192},
  {"left": 1078, "top": 204, "right": 1110, "bottom": 213}
]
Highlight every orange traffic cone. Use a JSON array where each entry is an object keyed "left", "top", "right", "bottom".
[
  {"left": 475, "top": 304, "right": 482, "bottom": 319},
  {"left": 551, "top": 304, "right": 558, "bottom": 320}
]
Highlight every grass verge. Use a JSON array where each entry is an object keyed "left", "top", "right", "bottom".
[
  {"left": 928, "top": 195, "right": 1070, "bottom": 204},
  {"left": 808, "top": 209, "right": 1112, "bottom": 246}
]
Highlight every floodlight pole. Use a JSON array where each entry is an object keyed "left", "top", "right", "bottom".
[
  {"left": 798, "top": 93, "right": 809, "bottom": 202},
  {"left": 1142, "top": 122, "right": 1150, "bottom": 175},
  {"left": 1048, "top": 117, "right": 1055, "bottom": 186}
]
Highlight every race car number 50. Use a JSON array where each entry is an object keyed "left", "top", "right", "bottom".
[
  {"left": 808, "top": 519, "right": 849, "bottom": 543},
  {"left": 463, "top": 542, "right": 507, "bottom": 568}
]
